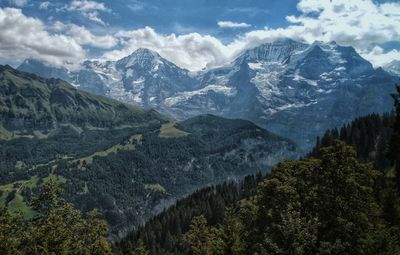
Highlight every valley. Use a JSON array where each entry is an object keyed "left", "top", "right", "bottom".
[{"left": 0, "top": 65, "right": 299, "bottom": 239}]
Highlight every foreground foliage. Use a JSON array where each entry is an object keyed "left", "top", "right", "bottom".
[
  {"left": 115, "top": 175, "right": 262, "bottom": 254},
  {"left": 179, "top": 141, "right": 400, "bottom": 255},
  {"left": 0, "top": 180, "right": 112, "bottom": 255}
]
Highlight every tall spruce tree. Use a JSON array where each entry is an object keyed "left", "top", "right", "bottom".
[{"left": 390, "top": 85, "right": 400, "bottom": 194}]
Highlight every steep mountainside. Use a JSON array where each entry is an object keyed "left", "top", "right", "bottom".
[
  {"left": 0, "top": 65, "right": 164, "bottom": 131},
  {"left": 18, "top": 49, "right": 197, "bottom": 112},
  {"left": 18, "top": 39, "right": 397, "bottom": 150},
  {"left": 169, "top": 40, "right": 396, "bottom": 149},
  {"left": 0, "top": 65, "right": 299, "bottom": 239}
]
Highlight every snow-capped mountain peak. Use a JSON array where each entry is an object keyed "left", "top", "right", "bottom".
[{"left": 117, "top": 48, "right": 163, "bottom": 69}]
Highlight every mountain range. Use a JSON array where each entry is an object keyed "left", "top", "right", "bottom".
[
  {"left": 0, "top": 65, "right": 299, "bottom": 239},
  {"left": 18, "top": 39, "right": 399, "bottom": 150}
]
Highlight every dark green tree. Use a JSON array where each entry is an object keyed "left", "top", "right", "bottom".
[
  {"left": 183, "top": 215, "right": 222, "bottom": 255},
  {"left": 390, "top": 85, "right": 400, "bottom": 193},
  {"left": 25, "top": 180, "right": 112, "bottom": 255},
  {"left": 0, "top": 207, "right": 24, "bottom": 255},
  {"left": 233, "top": 141, "right": 387, "bottom": 254}
]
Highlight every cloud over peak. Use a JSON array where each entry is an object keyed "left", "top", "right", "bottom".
[{"left": 104, "top": 26, "right": 231, "bottom": 71}]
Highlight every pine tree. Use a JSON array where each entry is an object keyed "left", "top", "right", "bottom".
[
  {"left": 390, "top": 85, "right": 400, "bottom": 194},
  {"left": 183, "top": 215, "right": 219, "bottom": 255},
  {"left": 0, "top": 207, "right": 24, "bottom": 254}
]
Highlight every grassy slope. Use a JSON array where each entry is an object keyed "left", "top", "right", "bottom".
[
  {"left": 159, "top": 122, "right": 190, "bottom": 138},
  {"left": 0, "top": 65, "right": 167, "bottom": 217}
]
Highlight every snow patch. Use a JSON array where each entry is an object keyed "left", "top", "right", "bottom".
[
  {"left": 248, "top": 62, "right": 263, "bottom": 70},
  {"left": 164, "top": 84, "right": 236, "bottom": 106},
  {"left": 132, "top": 77, "right": 145, "bottom": 84},
  {"left": 293, "top": 70, "right": 318, "bottom": 86}
]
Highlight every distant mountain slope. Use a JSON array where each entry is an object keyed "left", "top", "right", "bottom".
[
  {"left": 18, "top": 48, "right": 198, "bottom": 111},
  {"left": 171, "top": 40, "right": 397, "bottom": 149},
  {"left": 0, "top": 65, "right": 299, "bottom": 239},
  {"left": 18, "top": 40, "right": 398, "bottom": 150},
  {"left": 0, "top": 65, "right": 164, "bottom": 131}
]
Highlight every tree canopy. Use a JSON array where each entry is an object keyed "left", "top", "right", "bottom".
[{"left": 0, "top": 180, "right": 112, "bottom": 255}]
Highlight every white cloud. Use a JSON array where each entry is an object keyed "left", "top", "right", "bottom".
[
  {"left": 85, "top": 11, "right": 105, "bottom": 25},
  {"left": 52, "top": 22, "right": 117, "bottom": 49},
  {"left": 66, "top": 0, "right": 109, "bottom": 25},
  {"left": 1, "top": 0, "right": 399, "bottom": 71},
  {"left": 285, "top": 0, "right": 400, "bottom": 48},
  {"left": 39, "top": 1, "right": 50, "bottom": 10},
  {"left": 103, "top": 27, "right": 231, "bottom": 71},
  {"left": 217, "top": 21, "right": 251, "bottom": 29},
  {"left": 361, "top": 46, "right": 400, "bottom": 68},
  {"left": 67, "top": 0, "right": 107, "bottom": 12},
  {"left": 0, "top": 8, "right": 85, "bottom": 69}
]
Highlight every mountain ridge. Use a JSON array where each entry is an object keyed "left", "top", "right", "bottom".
[{"left": 17, "top": 39, "right": 399, "bottom": 150}]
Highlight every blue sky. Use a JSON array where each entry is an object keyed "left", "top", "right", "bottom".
[
  {"left": 0, "top": 0, "right": 399, "bottom": 70},
  {"left": 8, "top": 0, "right": 299, "bottom": 38}
]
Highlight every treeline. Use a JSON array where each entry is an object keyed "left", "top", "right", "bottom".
[
  {"left": 117, "top": 86, "right": 400, "bottom": 254},
  {"left": 309, "top": 112, "right": 394, "bottom": 169}
]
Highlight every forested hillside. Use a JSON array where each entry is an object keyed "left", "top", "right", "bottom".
[
  {"left": 309, "top": 112, "right": 395, "bottom": 170},
  {"left": 0, "top": 65, "right": 299, "bottom": 239},
  {"left": 116, "top": 86, "right": 400, "bottom": 254},
  {"left": 115, "top": 174, "right": 265, "bottom": 254}
]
